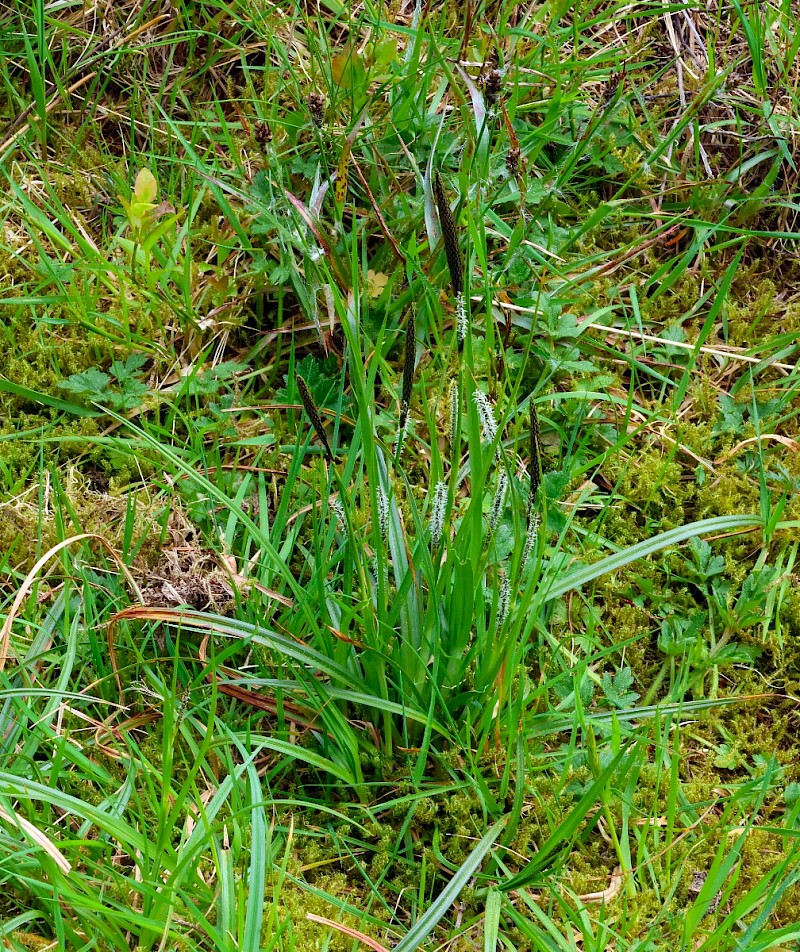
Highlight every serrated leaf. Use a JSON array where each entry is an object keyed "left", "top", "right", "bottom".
[
  {"left": 554, "top": 311, "right": 585, "bottom": 339},
  {"left": 713, "top": 743, "right": 740, "bottom": 770},
  {"left": 181, "top": 361, "right": 243, "bottom": 398},
  {"left": 110, "top": 380, "right": 148, "bottom": 411},
  {"left": 714, "top": 393, "right": 745, "bottom": 436},
  {"left": 602, "top": 667, "right": 639, "bottom": 709},
  {"left": 60, "top": 369, "right": 112, "bottom": 399},
  {"left": 110, "top": 353, "right": 147, "bottom": 383},
  {"left": 658, "top": 612, "right": 704, "bottom": 657},
  {"left": 278, "top": 355, "right": 350, "bottom": 416}
]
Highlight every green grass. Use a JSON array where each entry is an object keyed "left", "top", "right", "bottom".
[{"left": 1, "top": 0, "right": 800, "bottom": 949}]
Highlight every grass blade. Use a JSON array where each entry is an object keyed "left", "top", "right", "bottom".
[
  {"left": 393, "top": 819, "right": 506, "bottom": 952},
  {"left": 543, "top": 515, "right": 762, "bottom": 603},
  {"left": 483, "top": 887, "right": 502, "bottom": 952}
]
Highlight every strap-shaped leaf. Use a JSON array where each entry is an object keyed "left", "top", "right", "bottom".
[
  {"left": 543, "top": 514, "right": 762, "bottom": 603},
  {"left": 394, "top": 818, "right": 506, "bottom": 952}
]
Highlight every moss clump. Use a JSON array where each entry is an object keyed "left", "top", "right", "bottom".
[
  {"left": 0, "top": 472, "right": 167, "bottom": 579},
  {"left": 273, "top": 873, "right": 390, "bottom": 950}
]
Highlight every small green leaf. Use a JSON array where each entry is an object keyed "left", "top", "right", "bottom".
[
  {"left": 110, "top": 380, "right": 148, "bottom": 411},
  {"left": 110, "top": 353, "right": 147, "bottom": 383},
  {"left": 714, "top": 393, "right": 746, "bottom": 436},
  {"left": 373, "top": 37, "right": 397, "bottom": 65},
  {"left": 658, "top": 613, "right": 704, "bottom": 657},
  {"left": 713, "top": 743, "right": 741, "bottom": 770},
  {"left": 602, "top": 667, "right": 640, "bottom": 709},
  {"left": 278, "top": 355, "right": 351, "bottom": 416},
  {"left": 133, "top": 168, "right": 157, "bottom": 204},
  {"left": 60, "top": 368, "right": 112, "bottom": 400}
]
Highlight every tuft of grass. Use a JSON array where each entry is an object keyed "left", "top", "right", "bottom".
[{"left": 1, "top": 0, "right": 800, "bottom": 948}]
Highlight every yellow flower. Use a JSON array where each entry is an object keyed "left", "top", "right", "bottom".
[{"left": 367, "top": 269, "right": 389, "bottom": 298}]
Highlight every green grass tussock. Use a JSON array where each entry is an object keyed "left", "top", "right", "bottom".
[{"left": 1, "top": 0, "right": 800, "bottom": 949}]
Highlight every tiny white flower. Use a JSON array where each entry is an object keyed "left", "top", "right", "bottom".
[
  {"left": 395, "top": 414, "right": 412, "bottom": 455},
  {"left": 497, "top": 575, "right": 511, "bottom": 627},
  {"left": 372, "top": 554, "right": 388, "bottom": 590},
  {"left": 456, "top": 292, "right": 468, "bottom": 343},
  {"left": 521, "top": 513, "right": 541, "bottom": 571},
  {"left": 448, "top": 379, "right": 459, "bottom": 448},
  {"left": 377, "top": 487, "right": 389, "bottom": 543},
  {"left": 428, "top": 481, "right": 448, "bottom": 547},
  {"left": 489, "top": 471, "right": 508, "bottom": 530},
  {"left": 331, "top": 496, "right": 346, "bottom": 533},
  {"left": 473, "top": 389, "right": 498, "bottom": 444}
]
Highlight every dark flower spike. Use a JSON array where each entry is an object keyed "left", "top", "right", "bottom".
[
  {"left": 434, "top": 171, "right": 463, "bottom": 297},
  {"left": 297, "top": 374, "right": 334, "bottom": 461},
  {"left": 399, "top": 307, "right": 416, "bottom": 435}
]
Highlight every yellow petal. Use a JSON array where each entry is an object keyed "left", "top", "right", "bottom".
[{"left": 367, "top": 269, "right": 389, "bottom": 298}]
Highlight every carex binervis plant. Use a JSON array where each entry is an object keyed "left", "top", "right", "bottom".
[
  {"left": 279, "top": 157, "right": 551, "bottom": 784},
  {"left": 5, "top": 2, "right": 800, "bottom": 947}
]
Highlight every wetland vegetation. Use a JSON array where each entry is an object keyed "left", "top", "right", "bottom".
[{"left": 1, "top": 0, "right": 800, "bottom": 949}]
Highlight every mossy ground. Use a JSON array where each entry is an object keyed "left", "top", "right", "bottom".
[
  {"left": 2, "top": 0, "right": 800, "bottom": 949},
  {"left": 4, "top": 179, "right": 800, "bottom": 948}
]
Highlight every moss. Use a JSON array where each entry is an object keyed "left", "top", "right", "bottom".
[
  {"left": 0, "top": 472, "right": 166, "bottom": 578},
  {"left": 4, "top": 38, "right": 800, "bottom": 949},
  {"left": 274, "top": 873, "right": 390, "bottom": 950},
  {"left": 693, "top": 468, "right": 761, "bottom": 521}
]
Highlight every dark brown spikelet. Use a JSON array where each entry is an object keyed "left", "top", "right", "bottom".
[
  {"left": 297, "top": 374, "right": 333, "bottom": 460},
  {"left": 482, "top": 68, "right": 503, "bottom": 104},
  {"left": 399, "top": 307, "right": 416, "bottom": 433},
  {"left": 434, "top": 171, "right": 463, "bottom": 297},
  {"left": 505, "top": 147, "right": 521, "bottom": 176},
  {"left": 253, "top": 122, "right": 272, "bottom": 151},
  {"left": 307, "top": 92, "right": 326, "bottom": 124},
  {"left": 529, "top": 401, "right": 542, "bottom": 501}
]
